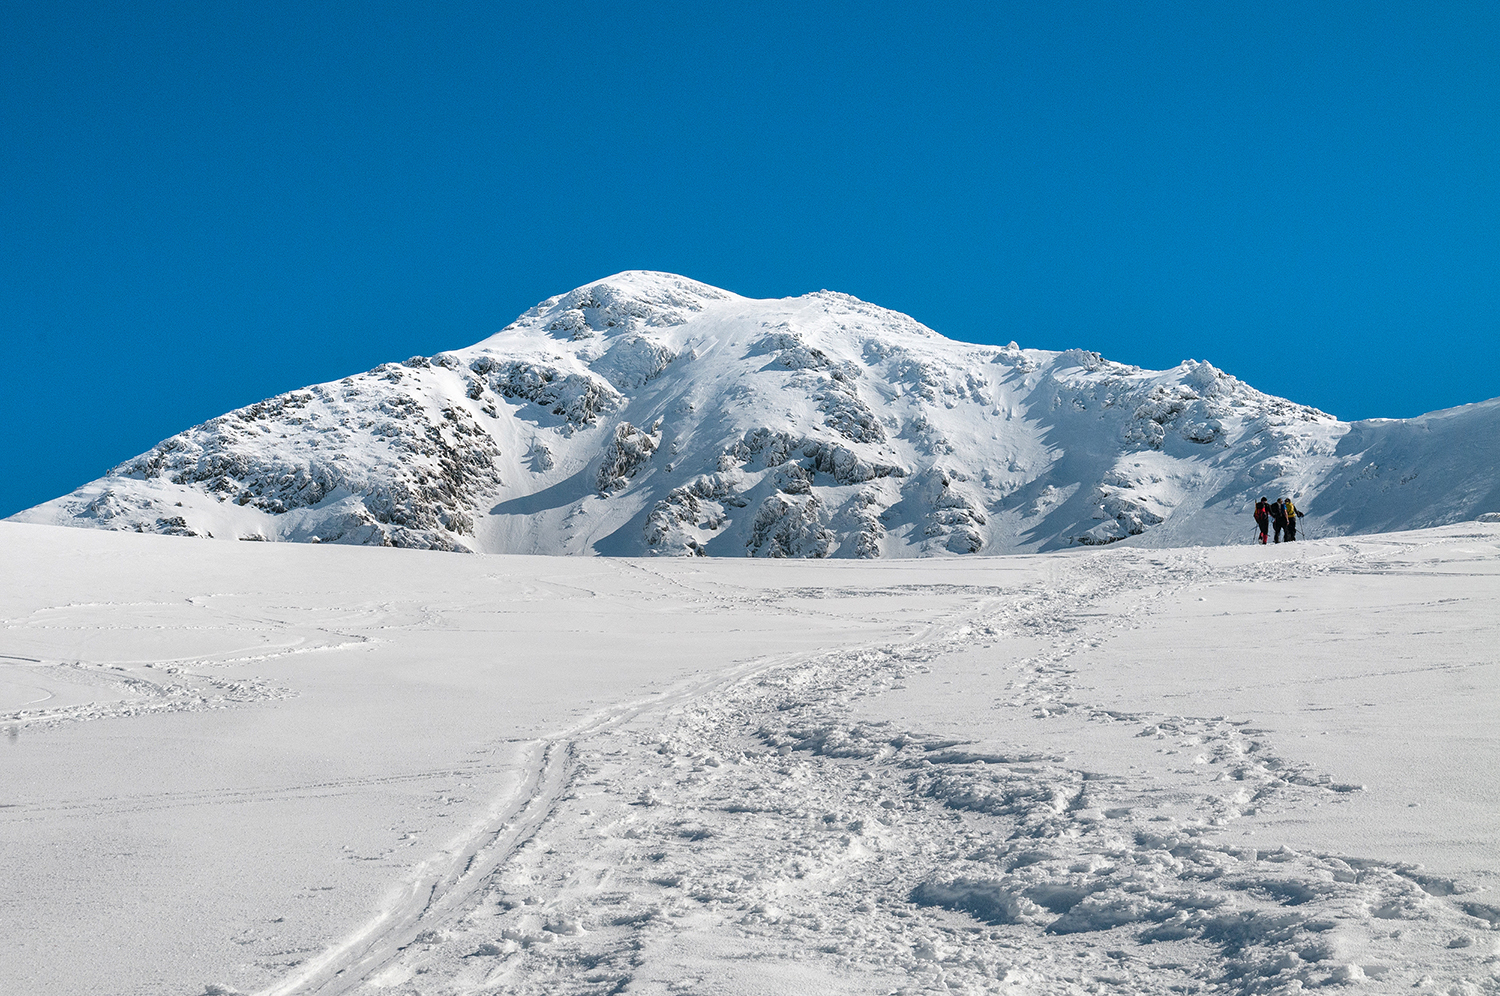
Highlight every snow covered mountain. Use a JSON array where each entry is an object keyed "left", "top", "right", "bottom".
[{"left": 14, "top": 271, "right": 1500, "bottom": 555}]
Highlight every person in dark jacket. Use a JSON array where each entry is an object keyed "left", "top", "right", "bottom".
[
  {"left": 1269, "top": 498, "right": 1289, "bottom": 543},
  {"left": 1253, "top": 497, "right": 1271, "bottom": 544}
]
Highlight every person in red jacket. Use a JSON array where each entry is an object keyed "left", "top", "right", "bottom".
[{"left": 1253, "top": 497, "right": 1271, "bottom": 544}]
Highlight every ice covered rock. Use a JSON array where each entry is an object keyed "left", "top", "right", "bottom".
[
  {"left": 746, "top": 492, "right": 834, "bottom": 558},
  {"left": 595, "top": 420, "right": 660, "bottom": 493},
  {"left": 592, "top": 334, "right": 677, "bottom": 390},
  {"left": 469, "top": 356, "right": 619, "bottom": 426}
]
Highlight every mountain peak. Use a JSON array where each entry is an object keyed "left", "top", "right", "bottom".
[
  {"left": 496, "top": 271, "right": 738, "bottom": 339},
  {"left": 12, "top": 275, "right": 1500, "bottom": 554}
]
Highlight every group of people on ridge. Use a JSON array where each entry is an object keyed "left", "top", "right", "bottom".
[{"left": 1253, "top": 496, "right": 1304, "bottom": 544}]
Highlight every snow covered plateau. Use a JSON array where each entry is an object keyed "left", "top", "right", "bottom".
[
  {"left": 2, "top": 521, "right": 1498, "bottom": 995},
  {"left": 13, "top": 270, "right": 1500, "bottom": 555}
]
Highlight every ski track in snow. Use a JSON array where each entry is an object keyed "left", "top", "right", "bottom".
[
  {"left": 0, "top": 656, "right": 295, "bottom": 730},
  {"left": 253, "top": 647, "right": 861, "bottom": 996},
  {"left": 0, "top": 596, "right": 429, "bottom": 730},
  {"left": 248, "top": 538, "right": 1500, "bottom": 996}
]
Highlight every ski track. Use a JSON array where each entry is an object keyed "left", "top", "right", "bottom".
[
  {"left": 0, "top": 598, "right": 405, "bottom": 730},
  {"left": 252, "top": 642, "right": 865, "bottom": 996},
  {"left": 246, "top": 539, "right": 1500, "bottom": 996},
  {"left": 0, "top": 655, "right": 296, "bottom": 730}
]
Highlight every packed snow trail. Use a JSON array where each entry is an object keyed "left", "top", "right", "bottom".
[
  {"left": 254, "top": 643, "right": 910, "bottom": 996},
  {"left": 279, "top": 534, "right": 1500, "bottom": 996}
]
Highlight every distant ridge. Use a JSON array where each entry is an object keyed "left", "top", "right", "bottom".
[{"left": 14, "top": 271, "right": 1500, "bottom": 555}]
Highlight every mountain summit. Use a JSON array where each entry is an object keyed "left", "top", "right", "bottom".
[{"left": 15, "top": 271, "right": 1500, "bottom": 555}]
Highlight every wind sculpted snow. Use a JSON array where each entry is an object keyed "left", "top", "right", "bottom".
[
  {"left": 2, "top": 521, "right": 1498, "bottom": 994},
  {"left": 13, "top": 271, "right": 1500, "bottom": 555}
]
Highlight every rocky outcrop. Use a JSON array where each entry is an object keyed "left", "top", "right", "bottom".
[
  {"left": 596, "top": 421, "right": 661, "bottom": 493},
  {"left": 746, "top": 492, "right": 834, "bottom": 559},
  {"left": 469, "top": 357, "right": 619, "bottom": 427}
]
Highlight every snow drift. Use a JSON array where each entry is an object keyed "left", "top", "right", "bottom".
[{"left": 13, "top": 271, "right": 1500, "bottom": 555}]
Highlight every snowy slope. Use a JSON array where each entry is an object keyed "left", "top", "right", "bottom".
[
  {"left": 5, "top": 521, "right": 1499, "bottom": 994},
  {"left": 14, "top": 271, "right": 1500, "bottom": 555}
]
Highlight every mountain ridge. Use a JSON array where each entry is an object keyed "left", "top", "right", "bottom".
[{"left": 14, "top": 271, "right": 1500, "bottom": 555}]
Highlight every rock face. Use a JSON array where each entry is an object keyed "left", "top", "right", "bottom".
[{"left": 14, "top": 271, "right": 1500, "bottom": 555}]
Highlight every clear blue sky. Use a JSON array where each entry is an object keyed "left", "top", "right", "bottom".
[{"left": 3, "top": 2, "right": 1497, "bottom": 517}]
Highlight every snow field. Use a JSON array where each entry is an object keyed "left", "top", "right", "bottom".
[
  {"left": 364, "top": 535, "right": 1499, "bottom": 994},
  {"left": 1, "top": 522, "right": 1498, "bottom": 994},
  {"left": 0, "top": 524, "right": 918, "bottom": 995}
]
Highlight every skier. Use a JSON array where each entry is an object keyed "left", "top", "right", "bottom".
[
  {"left": 1269, "top": 498, "right": 1289, "bottom": 543},
  {"left": 1253, "top": 497, "right": 1271, "bottom": 545},
  {"left": 1283, "top": 497, "right": 1304, "bottom": 542}
]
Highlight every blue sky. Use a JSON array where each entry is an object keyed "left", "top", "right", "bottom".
[{"left": 3, "top": 2, "right": 1497, "bottom": 517}]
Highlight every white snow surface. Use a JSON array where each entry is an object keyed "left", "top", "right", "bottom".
[
  {"left": 3, "top": 520, "right": 1499, "bottom": 995},
  {"left": 13, "top": 270, "right": 1500, "bottom": 555}
]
